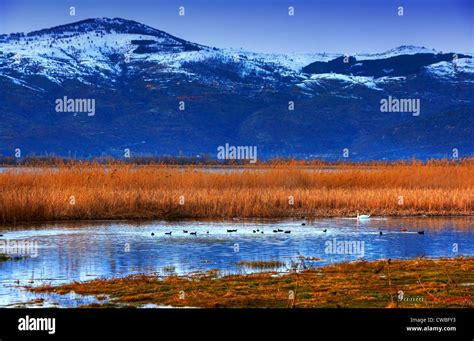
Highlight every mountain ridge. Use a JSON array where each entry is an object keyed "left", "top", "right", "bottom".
[{"left": 0, "top": 18, "right": 472, "bottom": 160}]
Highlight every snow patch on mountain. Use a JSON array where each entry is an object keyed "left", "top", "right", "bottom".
[
  {"left": 424, "top": 58, "right": 474, "bottom": 78},
  {"left": 0, "top": 74, "right": 46, "bottom": 92},
  {"left": 298, "top": 73, "right": 381, "bottom": 91},
  {"left": 0, "top": 31, "right": 159, "bottom": 81},
  {"left": 225, "top": 49, "right": 342, "bottom": 72},
  {"left": 355, "top": 45, "right": 438, "bottom": 60}
]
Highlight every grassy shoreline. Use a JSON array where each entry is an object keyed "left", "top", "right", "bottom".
[
  {"left": 30, "top": 258, "right": 474, "bottom": 308},
  {"left": 1, "top": 161, "right": 472, "bottom": 224}
]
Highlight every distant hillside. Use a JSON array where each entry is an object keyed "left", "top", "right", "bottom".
[{"left": 0, "top": 18, "right": 472, "bottom": 160}]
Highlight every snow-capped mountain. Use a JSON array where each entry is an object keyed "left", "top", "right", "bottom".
[
  {"left": 0, "top": 18, "right": 208, "bottom": 84},
  {"left": 0, "top": 18, "right": 473, "bottom": 159},
  {"left": 354, "top": 45, "right": 438, "bottom": 60},
  {"left": 2, "top": 18, "right": 471, "bottom": 88}
]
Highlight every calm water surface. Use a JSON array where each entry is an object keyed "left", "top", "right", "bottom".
[{"left": 0, "top": 217, "right": 472, "bottom": 307}]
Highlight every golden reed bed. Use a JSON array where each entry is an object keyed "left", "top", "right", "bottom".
[{"left": 0, "top": 160, "right": 473, "bottom": 224}]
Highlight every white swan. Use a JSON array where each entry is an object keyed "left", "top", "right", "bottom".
[{"left": 356, "top": 210, "right": 370, "bottom": 220}]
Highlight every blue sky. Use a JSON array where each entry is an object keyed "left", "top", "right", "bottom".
[{"left": 0, "top": 0, "right": 472, "bottom": 53}]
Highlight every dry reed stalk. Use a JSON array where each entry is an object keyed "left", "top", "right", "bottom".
[{"left": 0, "top": 161, "right": 472, "bottom": 224}]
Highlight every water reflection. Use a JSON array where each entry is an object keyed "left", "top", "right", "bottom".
[{"left": 0, "top": 217, "right": 472, "bottom": 307}]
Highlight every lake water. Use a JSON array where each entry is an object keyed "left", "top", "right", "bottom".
[{"left": 0, "top": 217, "right": 472, "bottom": 307}]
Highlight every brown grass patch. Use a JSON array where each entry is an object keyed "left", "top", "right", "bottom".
[
  {"left": 31, "top": 257, "right": 474, "bottom": 308},
  {"left": 0, "top": 160, "right": 473, "bottom": 224}
]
